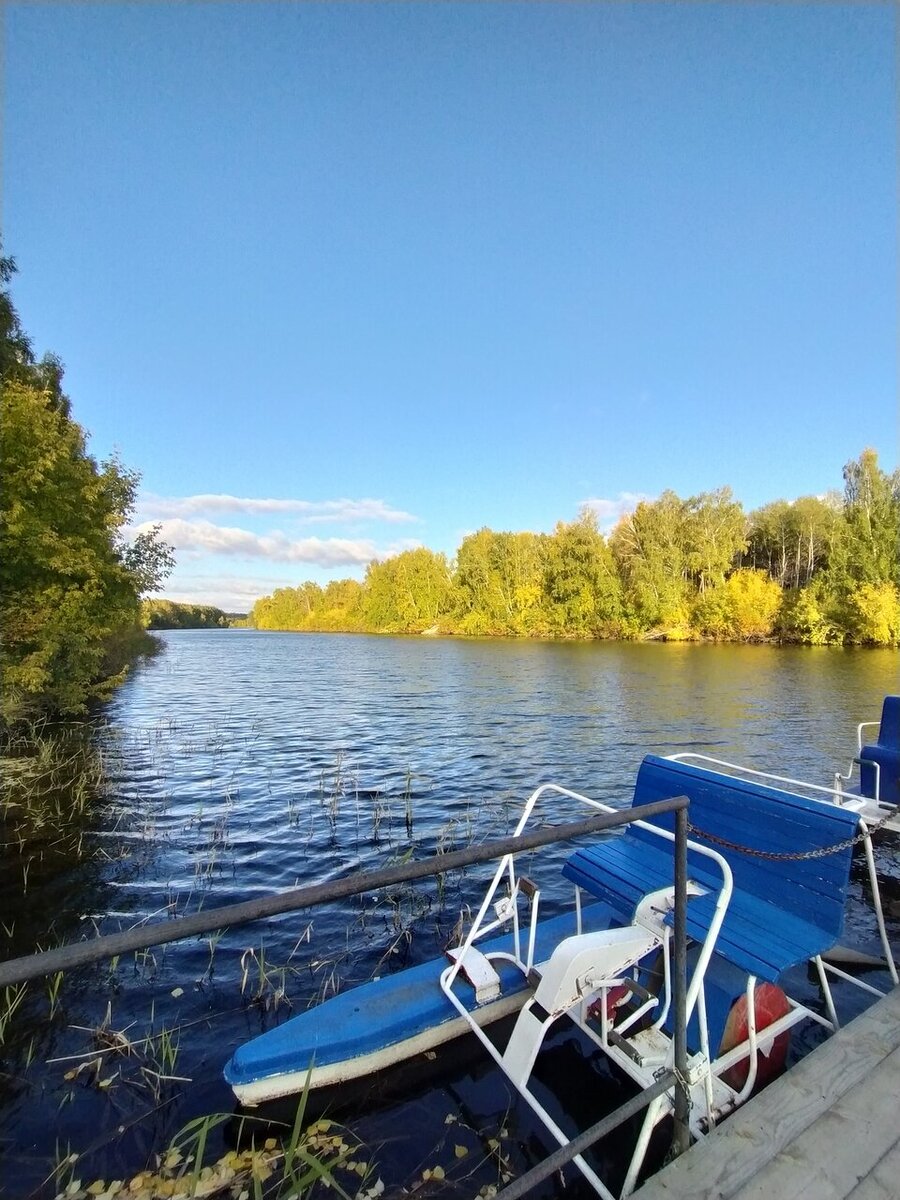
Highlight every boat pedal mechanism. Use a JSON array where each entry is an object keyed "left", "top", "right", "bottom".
[{"left": 446, "top": 946, "right": 502, "bottom": 1004}]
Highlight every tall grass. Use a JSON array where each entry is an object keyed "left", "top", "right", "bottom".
[
  {"left": 0, "top": 721, "right": 105, "bottom": 830},
  {"left": 50, "top": 1074, "right": 374, "bottom": 1199},
  {"left": 2, "top": 710, "right": 522, "bottom": 1197}
]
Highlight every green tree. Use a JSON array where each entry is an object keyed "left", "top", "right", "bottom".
[
  {"left": 777, "top": 581, "right": 839, "bottom": 645},
  {"left": 1, "top": 254, "right": 172, "bottom": 722},
  {"left": 319, "top": 579, "right": 364, "bottom": 629},
  {"left": 0, "top": 250, "right": 33, "bottom": 379},
  {"left": 363, "top": 548, "right": 452, "bottom": 632},
  {"left": 807, "top": 450, "right": 900, "bottom": 644},
  {"left": 142, "top": 600, "right": 229, "bottom": 629},
  {"left": 747, "top": 495, "right": 842, "bottom": 588},
  {"left": 0, "top": 380, "right": 165, "bottom": 719},
  {"left": 791, "top": 495, "right": 842, "bottom": 588},
  {"left": 682, "top": 487, "right": 747, "bottom": 594},
  {"left": 836, "top": 449, "right": 900, "bottom": 589},
  {"left": 1, "top": 247, "right": 71, "bottom": 415},
  {"left": 609, "top": 492, "right": 692, "bottom": 633},
  {"left": 453, "top": 529, "right": 497, "bottom": 633},
  {"left": 251, "top": 583, "right": 326, "bottom": 630},
  {"left": 543, "top": 510, "right": 622, "bottom": 636},
  {"left": 454, "top": 529, "right": 549, "bottom": 636}
]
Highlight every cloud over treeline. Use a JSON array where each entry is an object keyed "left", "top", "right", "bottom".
[
  {"left": 580, "top": 491, "right": 651, "bottom": 530},
  {"left": 137, "top": 494, "right": 418, "bottom": 524},
  {"left": 134, "top": 518, "right": 382, "bottom": 565},
  {"left": 159, "top": 574, "right": 287, "bottom": 611}
]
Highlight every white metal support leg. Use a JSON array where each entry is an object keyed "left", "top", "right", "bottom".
[
  {"left": 813, "top": 955, "right": 840, "bottom": 1030},
  {"left": 861, "top": 829, "right": 899, "bottom": 985},
  {"left": 621, "top": 1092, "right": 669, "bottom": 1198}
]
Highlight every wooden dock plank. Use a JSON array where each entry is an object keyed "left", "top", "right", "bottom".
[
  {"left": 637, "top": 987, "right": 900, "bottom": 1200},
  {"left": 727, "top": 1046, "right": 900, "bottom": 1200},
  {"left": 845, "top": 1140, "right": 900, "bottom": 1200}
]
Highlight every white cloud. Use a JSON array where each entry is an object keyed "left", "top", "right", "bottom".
[
  {"left": 580, "top": 491, "right": 652, "bottom": 531},
  {"left": 134, "top": 518, "right": 378, "bottom": 566},
  {"left": 159, "top": 574, "right": 287, "bottom": 611},
  {"left": 136, "top": 493, "right": 418, "bottom": 524}
]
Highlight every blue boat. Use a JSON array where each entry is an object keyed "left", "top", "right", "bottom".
[{"left": 225, "top": 716, "right": 899, "bottom": 1199}]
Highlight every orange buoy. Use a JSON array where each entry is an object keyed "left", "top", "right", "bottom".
[{"left": 718, "top": 982, "right": 791, "bottom": 1092}]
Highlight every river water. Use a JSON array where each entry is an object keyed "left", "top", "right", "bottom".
[{"left": 1, "top": 632, "right": 897, "bottom": 1196}]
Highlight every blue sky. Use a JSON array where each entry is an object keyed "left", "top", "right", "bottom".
[{"left": 5, "top": 2, "right": 896, "bottom": 611}]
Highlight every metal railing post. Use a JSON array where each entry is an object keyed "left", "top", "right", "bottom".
[{"left": 672, "top": 801, "right": 691, "bottom": 1156}]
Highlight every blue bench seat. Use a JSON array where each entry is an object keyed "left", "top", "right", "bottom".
[{"left": 563, "top": 755, "right": 860, "bottom": 985}]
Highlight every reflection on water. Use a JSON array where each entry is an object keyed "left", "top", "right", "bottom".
[{"left": 1, "top": 632, "right": 897, "bottom": 1196}]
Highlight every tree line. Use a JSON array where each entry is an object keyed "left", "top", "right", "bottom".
[
  {"left": 249, "top": 452, "right": 900, "bottom": 646},
  {"left": 1, "top": 248, "right": 173, "bottom": 725},
  {"left": 141, "top": 599, "right": 233, "bottom": 629}
]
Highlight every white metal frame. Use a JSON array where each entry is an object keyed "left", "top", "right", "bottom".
[
  {"left": 832, "top": 720, "right": 886, "bottom": 811},
  {"left": 438, "top": 770, "right": 896, "bottom": 1198},
  {"left": 807, "top": 716, "right": 892, "bottom": 823},
  {"left": 438, "top": 783, "right": 810, "bottom": 1199}
]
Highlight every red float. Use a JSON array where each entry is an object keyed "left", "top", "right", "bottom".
[{"left": 718, "top": 982, "right": 792, "bottom": 1091}]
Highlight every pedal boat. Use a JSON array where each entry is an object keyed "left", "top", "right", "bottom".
[{"left": 225, "top": 747, "right": 898, "bottom": 1199}]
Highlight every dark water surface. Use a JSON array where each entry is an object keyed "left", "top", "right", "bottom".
[{"left": 1, "top": 633, "right": 897, "bottom": 1196}]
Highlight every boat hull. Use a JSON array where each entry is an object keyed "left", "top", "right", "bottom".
[{"left": 225, "top": 902, "right": 618, "bottom": 1107}]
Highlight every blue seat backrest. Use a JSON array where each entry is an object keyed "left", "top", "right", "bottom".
[
  {"left": 630, "top": 755, "right": 858, "bottom": 944},
  {"left": 860, "top": 696, "right": 900, "bottom": 805},
  {"left": 876, "top": 696, "right": 900, "bottom": 749}
]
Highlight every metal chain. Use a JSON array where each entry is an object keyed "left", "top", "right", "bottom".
[{"left": 686, "top": 805, "right": 899, "bottom": 861}]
